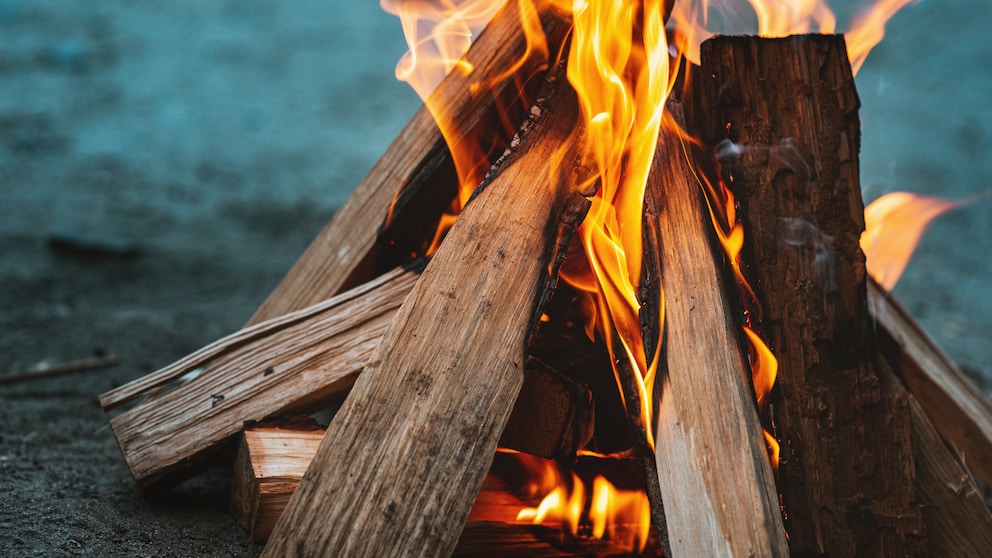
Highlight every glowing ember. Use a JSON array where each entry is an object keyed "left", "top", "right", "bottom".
[{"left": 862, "top": 192, "right": 960, "bottom": 291}]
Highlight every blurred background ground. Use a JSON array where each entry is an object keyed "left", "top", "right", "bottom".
[{"left": 0, "top": 1, "right": 988, "bottom": 555}]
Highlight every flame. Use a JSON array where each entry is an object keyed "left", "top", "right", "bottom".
[
  {"left": 558, "top": 0, "right": 675, "bottom": 451},
  {"left": 382, "top": 0, "right": 556, "bottom": 255},
  {"left": 862, "top": 192, "right": 960, "bottom": 291},
  {"left": 666, "top": 0, "right": 913, "bottom": 71},
  {"left": 846, "top": 0, "right": 916, "bottom": 75},
  {"left": 746, "top": 0, "right": 836, "bottom": 37},
  {"left": 513, "top": 454, "right": 652, "bottom": 552}
]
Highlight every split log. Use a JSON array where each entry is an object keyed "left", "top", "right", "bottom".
[
  {"left": 262, "top": 62, "right": 589, "bottom": 556},
  {"left": 643, "top": 102, "right": 787, "bottom": 556},
  {"left": 100, "top": 267, "right": 419, "bottom": 485},
  {"left": 248, "top": 2, "right": 571, "bottom": 323},
  {"left": 230, "top": 420, "right": 326, "bottom": 542},
  {"left": 870, "top": 279, "right": 992, "bottom": 488},
  {"left": 695, "top": 34, "right": 926, "bottom": 555}
]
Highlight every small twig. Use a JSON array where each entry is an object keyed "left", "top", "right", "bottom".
[{"left": 0, "top": 355, "right": 120, "bottom": 385}]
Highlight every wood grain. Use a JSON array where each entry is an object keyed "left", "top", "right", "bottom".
[
  {"left": 104, "top": 267, "right": 418, "bottom": 485},
  {"left": 870, "top": 279, "right": 992, "bottom": 488},
  {"left": 645, "top": 102, "right": 787, "bottom": 557}
]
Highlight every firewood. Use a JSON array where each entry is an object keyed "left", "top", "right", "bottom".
[
  {"left": 247, "top": 2, "right": 571, "bottom": 324},
  {"left": 101, "top": 264, "right": 593, "bottom": 486},
  {"left": 870, "top": 279, "right": 992, "bottom": 488},
  {"left": 232, "top": 426, "right": 650, "bottom": 555},
  {"left": 695, "top": 35, "right": 925, "bottom": 555},
  {"left": 100, "top": 266, "right": 419, "bottom": 485},
  {"left": 262, "top": 61, "right": 589, "bottom": 557},
  {"left": 875, "top": 357, "right": 992, "bottom": 557},
  {"left": 230, "top": 420, "right": 325, "bottom": 542},
  {"left": 642, "top": 102, "right": 787, "bottom": 556}
]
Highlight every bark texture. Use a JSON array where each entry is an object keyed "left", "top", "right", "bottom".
[{"left": 696, "top": 35, "right": 925, "bottom": 556}]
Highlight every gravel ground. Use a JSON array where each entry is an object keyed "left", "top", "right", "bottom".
[{"left": 1, "top": 1, "right": 988, "bottom": 555}]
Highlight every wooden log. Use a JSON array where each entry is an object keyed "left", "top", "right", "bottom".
[
  {"left": 869, "top": 279, "right": 992, "bottom": 488},
  {"left": 100, "top": 266, "right": 419, "bottom": 485},
  {"left": 230, "top": 420, "right": 326, "bottom": 542},
  {"left": 101, "top": 264, "right": 592, "bottom": 485},
  {"left": 262, "top": 62, "right": 588, "bottom": 556},
  {"left": 643, "top": 102, "right": 787, "bottom": 556},
  {"left": 875, "top": 357, "right": 992, "bottom": 557},
  {"left": 247, "top": 2, "right": 571, "bottom": 323},
  {"left": 696, "top": 35, "right": 925, "bottom": 555}
]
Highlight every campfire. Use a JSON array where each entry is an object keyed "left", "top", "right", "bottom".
[{"left": 100, "top": 0, "right": 992, "bottom": 556}]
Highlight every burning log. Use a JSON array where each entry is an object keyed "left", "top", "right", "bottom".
[
  {"left": 262, "top": 61, "right": 590, "bottom": 556},
  {"left": 247, "top": 1, "right": 571, "bottom": 323},
  {"left": 690, "top": 34, "right": 992, "bottom": 556},
  {"left": 644, "top": 103, "right": 787, "bottom": 556},
  {"left": 232, "top": 424, "right": 651, "bottom": 555}
]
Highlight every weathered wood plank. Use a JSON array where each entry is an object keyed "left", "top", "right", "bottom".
[
  {"left": 870, "top": 279, "right": 992, "bottom": 488},
  {"left": 645, "top": 102, "right": 787, "bottom": 557},
  {"left": 104, "top": 267, "right": 418, "bottom": 485}
]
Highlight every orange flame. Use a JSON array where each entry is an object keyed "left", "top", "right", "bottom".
[
  {"left": 846, "top": 0, "right": 916, "bottom": 75},
  {"left": 862, "top": 192, "right": 960, "bottom": 291},
  {"left": 559, "top": 0, "right": 675, "bottom": 451},
  {"left": 382, "top": 0, "right": 555, "bottom": 254},
  {"left": 513, "top": 455, "right": 652, "bottom": 552}
]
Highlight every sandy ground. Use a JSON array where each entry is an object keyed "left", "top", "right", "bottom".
[{"left": 1, "top": 1, "right": 989, "bottom": 555}]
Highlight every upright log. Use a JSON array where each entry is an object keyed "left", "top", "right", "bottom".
[
  {"left": 248, "top": 2, "right": 571, "bottom": 323},
  {"left": 644, "top": 103, "right": 788, "bottom": 556},
  {"left": 696, "top": 35, "right": 925, "bottom": 555},
  {"left": 263, "top": 65, "right": 589, "bottom": 556}
]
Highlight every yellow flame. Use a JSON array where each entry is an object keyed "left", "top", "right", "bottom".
[
  {"left": 559, "top": 0, "right": 674, "bottom": 451},
  {"left": 862, "top": 191, "right": 960, "bottom": 291},
  {"left": 846, "top": 0, "right": 916, "bottom": 75},
  {"left": 667, "top": 0, "right": 913, "bottom": 71},
  {"left": 514, "top": 455, "right": 651, "bottom": 552}
]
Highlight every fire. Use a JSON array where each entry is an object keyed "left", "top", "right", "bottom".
[
  {"left": 862, "top": 192, "right": 960, "bottom": 291},
  {"left": 382, "top": 0, "right": 557, "bottom": 254},
  {"left": 667, "top": 0, "right": 914, "bottom": 72},
  {"left": 383, "top": 0, "right": 927, "bottom": 545},
  {"left": 846, "top": 0, "right": 916, "bottom": 75},
  {"left": 559, "top": 0, "right": 674, "bottom": 450},
  {"left": 512, "top": 454, "right": 653, "bottom": 552}
]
